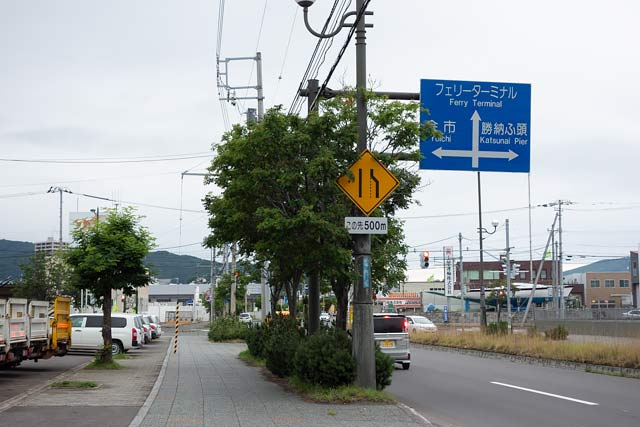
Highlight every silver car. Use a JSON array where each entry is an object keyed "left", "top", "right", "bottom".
[
  {"left": 373, "top": 313, "right": 411, "bottom": 370},
  {"left": 406, "top": 315, "right": 438, "bottom": 333}
]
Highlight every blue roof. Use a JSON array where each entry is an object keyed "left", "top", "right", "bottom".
[{"left": 565, "top": 257, "right": 630, "bottom": 274}]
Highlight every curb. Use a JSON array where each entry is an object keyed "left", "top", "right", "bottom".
[
  {"left": 397, "top": 402, "right": 434, "bottom": 426},
  {"left": 412, "top": 342, "right": 640, "bottom": 377},
  {"left": 128, "top": 338, "right": 173, "bottom": 427}
]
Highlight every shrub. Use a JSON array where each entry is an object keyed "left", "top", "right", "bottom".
[
  {"left": 208, "top": 317, "right": 248, "bottom": 342},
  {"left": 485, "top": 321, "right": 509, "bottom": 336},
  {"left": 294, "top": 329, "right": 356, "bottom": 388},
  {"left": 375, "top": 346, "right": 394, "bottom": 390},
  {"left": 265, "top": 317, "right": 303, "bottom": 377},
  {"left": 545, "top": 324, "right": 569, "bottom": 341},
  {"left": 245, "top": 324, "right": 267, "bottom": 359}
]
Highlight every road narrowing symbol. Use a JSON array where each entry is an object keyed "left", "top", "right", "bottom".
[{"left": 336, "top": 149, "right": 400, "bottom": 216}]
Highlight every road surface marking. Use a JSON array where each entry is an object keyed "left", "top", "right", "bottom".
[{"left": 491, "top": 382, "right": 598, "bottom": 406}]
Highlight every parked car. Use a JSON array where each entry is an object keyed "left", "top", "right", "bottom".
[
  {"left": 239, "top": 313, "right": 253, "bottom": 324},
  {"left": 622, "top": 309, "right": 640, "bottom": 318},
  {"left": 147, "top": 314, "right": 163, "bottom": 338},
  {"left": 406, "top": 315, "right": 438, "bottom": 333},
  {"left": 373, "top": 313, "right": 411, "bottom": 370},
  {"left": 142, "top": 315, "right": 160, "bottom": 339},
  {"left": 70, "top": 313, "right": 138, "bottom": 355},
  {"left": 140, "top": 315, "right": 153, "bottom": 343}
]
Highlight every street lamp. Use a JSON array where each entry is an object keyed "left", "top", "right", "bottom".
[
  {"left": 295, "top": 0, "right": 375, "bottom": 389},
  {"left": 478, "top": 219, "right": 498, "bottom": 328}
]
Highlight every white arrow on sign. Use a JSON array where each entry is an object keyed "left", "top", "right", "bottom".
[{"left": 432, "top": 110, "right": 519, "bottom": 168}]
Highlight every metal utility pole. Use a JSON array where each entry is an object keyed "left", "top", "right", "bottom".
[
  {"left": 458, "top": 233, "right": 466, "bottom": 328},
  {"left": 303, "top": 78, "right": 321, "bottom": 335},
  {"left": 505, "top": 219, "right": 512, "bottom": 332},
  {"left": 298, "top": 0, "right": 375, "bottom": 388},
  {"left": 47, "top": 186, "right": 69, "bottom": 243},
  {"left": 557, "top": 200, "right": 565, "bottom": 319},
  {"left": 351, "top": 0, "right": 376, "bottom": 389},
  {"left": 214, "top": 247, "right": 216, "bottom": 323},
  {"left": 477, "top": 173, "right": 487, "bottom": 328},
  {"left": 217, "top": 52, "right": 264, "bottom": 121},
  {"left": 520, "top": 213, "right": 559, "bottom": 325},
  {"left": 231, "top": 243, "right": 237, "bottom": 316},
  {"left": 261, "top": 261, "right": 269, "bottom": 322}
]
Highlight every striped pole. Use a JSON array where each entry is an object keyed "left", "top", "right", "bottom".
[{"left": 174, "top": 302, "right": 180, "bottom": 354}]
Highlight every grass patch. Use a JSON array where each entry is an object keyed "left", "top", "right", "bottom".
[
  {"left": 239, "top": 350, "right": 266, "bottom": 367},
  {"left": 113, "top": 353, "right": 131, "bottom": 360},
  {"left": 585, "top": 367, "right": 640, "bottom": 379},
  {"left": 411, "top": 331, "right": 640, "bottom": 369},
  {"left": 85, "top": 359, "right": 122, "bottom": 370},
  {"left": 288, "top": 376, "right": 395, "bottom": 404},
  {"left": 50, "top": 380, "right": 98, "bottom": 389}
]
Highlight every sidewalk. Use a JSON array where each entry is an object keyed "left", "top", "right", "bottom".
[
  {"left": 137, "top": 330, "right": 430, "bottom": 427},
  {"left": 0, "top": 326, "right": 431, "bottom": 426}
]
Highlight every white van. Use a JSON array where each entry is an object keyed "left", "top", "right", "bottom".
[{"left": 70, "top": 313, "right": 139, "bottom": 355}]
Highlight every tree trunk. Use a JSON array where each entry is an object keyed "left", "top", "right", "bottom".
[
  {"left": 332, "top": 278, "right": 350, "bottom": 331},
  {"left": 101, "top": 290, "right": 113, "bottom": 363}
]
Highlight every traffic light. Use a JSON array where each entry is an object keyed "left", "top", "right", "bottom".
[{"left": 420, "top": 251, "right": 430, "bottom": 269}]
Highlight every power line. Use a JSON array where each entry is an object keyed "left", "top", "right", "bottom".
[
  {"left": 0, "top": 153, "right": 214, "bottom": 164},
  {"left": 308, "top": 0, "right": 372, "bottom": 113},
  {"left": 273, "top": 6, "right": 299, "bottom": 103},
  {"left": 289, "top": 0, "right": 343, "bottom": 115}
]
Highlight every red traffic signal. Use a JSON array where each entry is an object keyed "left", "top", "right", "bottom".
[{"left": 421, "top": 251, "right": 430, "bottom": 269}]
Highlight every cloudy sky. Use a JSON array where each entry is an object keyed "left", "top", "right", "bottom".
[{"left": 2, "top": 0, "right": 639, "bottom": 274}]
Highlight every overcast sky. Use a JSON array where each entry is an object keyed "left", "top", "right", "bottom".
[{"left": 2, "top": 0, "right": 639, "bottom": 275}]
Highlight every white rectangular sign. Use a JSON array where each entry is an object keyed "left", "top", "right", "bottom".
[
  {"left": 444, "top": 246, "right": 454, "bottom": 296},
  {"left": 344, "top": 217, "right": 388, "bottom": 234}
]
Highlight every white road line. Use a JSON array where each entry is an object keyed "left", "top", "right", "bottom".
[{"left": 491, "top": 382, "right": 598, "bottom": 406}]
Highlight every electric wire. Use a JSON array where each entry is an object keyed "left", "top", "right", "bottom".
[
  {"left": 308, "top": 0, "right": 372, "bottom": 113},
  {"left": 273, "top": 7, "right": 299, "bottom": 104},
  {"left": 289, "top": 0, "right": 343, "bottom": 115},
  {"left": 0, "top": 153, "right": 213, "bottom": 164},
  {"left": 238, "top": 0, "right": 268, "bottom": 112}
]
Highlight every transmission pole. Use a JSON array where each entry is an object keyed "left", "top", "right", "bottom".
[{"left": 217, "top": 52, "right": 265, "bottom": 121}]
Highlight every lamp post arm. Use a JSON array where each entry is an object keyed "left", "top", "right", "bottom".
[{"left": 303, "top": 8, "right": 372, "bottom": 39}]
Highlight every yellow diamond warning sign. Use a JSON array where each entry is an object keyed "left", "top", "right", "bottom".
[{"left": 337, "top": 150, "right": 400, "bottom": 216}]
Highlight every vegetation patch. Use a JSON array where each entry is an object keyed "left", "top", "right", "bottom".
[
  {"left": 85, "top": 359, "right": 122, "bottom": 370},
  {"left": 287, "top": 376, "right": 395, "bottom": 404},
  {"left": 113, "top": 353, "right": 131, "bottom": 360},
  {"left": 585, "top": 367, "right": 640, "bottom": 379},
  {"left": 239, "top": 349, "right": 266, "bottom": 367},
  {"left": 50, "top": 380, "right": 98, "bottom": 389},
  {"left": 412, "top": 331, "right": 640, "bottom": 369},
  {"left": 208, "top": 317, "right": 249, "bottom": 342}
]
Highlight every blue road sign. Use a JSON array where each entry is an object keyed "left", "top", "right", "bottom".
[{"left": 420, "top": 79, "right": 531, "bottom": 173}]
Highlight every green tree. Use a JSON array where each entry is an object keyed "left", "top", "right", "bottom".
[
  {"left": 14, "top": 250, "right": 71, "bottom": 301},
  {"left": 204, "top": 91, "right": 438, "bottom": 330},
  {"left": 66, "top": 207, "right": 154, "bottom": 363}
]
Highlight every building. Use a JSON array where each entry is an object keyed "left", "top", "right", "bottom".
[
  {"left": 564, "top": 257, "right": 634, "bottom": 308},
  {"left": 34, "top": 237, "right": 68, "bottom": 256},
  {"left": 631, "top": 251, "right": 639, "bottom": 308},
  {"left": 148, "top": 284, "right": 201, "bottom": 305},
  {"left": 455, "top": 260, "right": 554, "bottom": 291}
]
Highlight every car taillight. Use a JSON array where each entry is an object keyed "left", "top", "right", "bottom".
[
  {"left": 403, "top": 320, "right": 408, "bottom": 332},
  {"left": 132, "top": 328, "right": 138, "bottom": 339},
  {"left": 151, "top": 324, "right": 156, "bottom": 329}
]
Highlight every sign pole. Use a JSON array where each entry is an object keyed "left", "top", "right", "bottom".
[{"left": 477, "top": 172, "right": 488, "bottom": 329}]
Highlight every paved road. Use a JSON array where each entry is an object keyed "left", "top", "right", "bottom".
[
  {"left": 389, "top": 345, "right": 640, "bottom": 427},
  {"left": 0, "top": 353, "right": 92, "bottom": 404}
]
